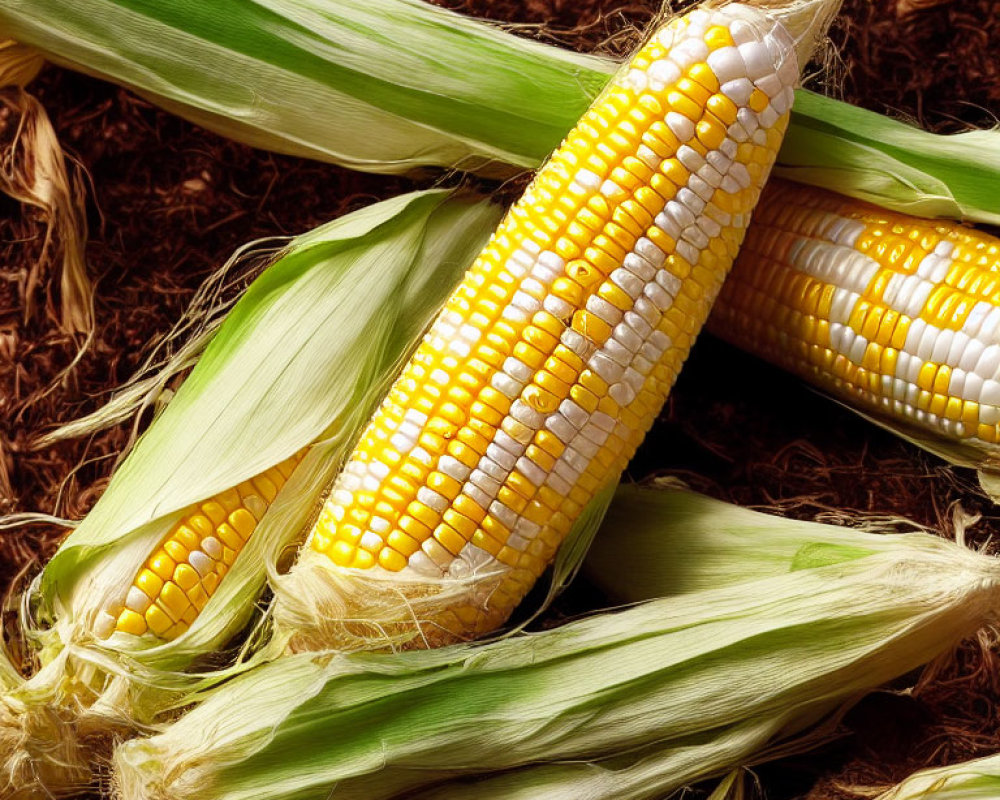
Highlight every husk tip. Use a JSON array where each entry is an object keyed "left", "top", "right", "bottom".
[{"left": 0, "top": 694, "right": 97, "bottom": 799}]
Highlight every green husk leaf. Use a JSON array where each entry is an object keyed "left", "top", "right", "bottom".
[
  {"left": 0, "top": 0, "right": 608, "bottom": 176},
  {"left": 876, "top": 752, "right": 1000, "bottom": 800},
  {"left": 5, "top": 0, "right": 1000, "bottom": 222},
  {"left": 775, "top": 91, "right": 1000, "bottom": 225},
  {"left": 582, "top": 484, "right": 928, "bottom": 601},
  {"left": 2, "top": 190, "right": 500, "bottom": 796},
  {"left": 112, "top": 494, "right": 1000, "bottom": 800}
]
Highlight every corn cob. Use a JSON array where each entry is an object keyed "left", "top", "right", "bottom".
[
  {"left": 287, "top": 3, "right": 800, "bottom": 648},
  {"left": 710, "top": 178, "right": 1000, "bottom": 456},
  {"left": 94, "top": 450, "right": 305, "bottom": 641}
]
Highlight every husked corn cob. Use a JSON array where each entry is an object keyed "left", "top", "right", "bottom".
[
  {"left": 710, "top": 179, "right": 1000, "bottom": 453},
  {"left": 296, "top": 4, "right": 800, "bottom": 646},
  {"left": 94, "top": 451, "right": 305, "bottom": 640}
]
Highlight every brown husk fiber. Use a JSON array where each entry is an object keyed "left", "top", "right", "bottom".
[{"left": 1, "top": 0, "right": 999, "bottom": 798}]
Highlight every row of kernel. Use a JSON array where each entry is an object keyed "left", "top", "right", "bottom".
[
  {"left": 485, "top": 143, "right": 786, "bottom": 575},
  {"left": 313, "top": 76, "right": 657, "bottom": 572},
  {"left": 99, "top": 454, "right": 302, "bottom": 640},
  {"left": 345, "top": 32, "right": 699, "bottom": 573},
  {"left": 714, "top": 237, "right": 1000, "bottom": 444},
  {"left": 469, "top": 17, "right": 797, "bottom": 573}
]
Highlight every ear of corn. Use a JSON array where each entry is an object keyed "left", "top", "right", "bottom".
[
  {"left": 272, "top": 1, "right": 808, "bottom": 653},
  {"left": 2, "top": 190, "right": 501, "bottom": 797},
  {"left": 93, "top": 450, "right": 307, "bottom": 642},
  {"left": 708, "top": 178, "right": 1000, "bottom": 473},
  {"left": 5, "top": 1, "right": 1000, "bottom": 224},
  {"left": 112, "top": 489, "right": 1000, "bottom": 800},
  {"left": 34, "top": 189, "right": 498, "bottom": 658}
]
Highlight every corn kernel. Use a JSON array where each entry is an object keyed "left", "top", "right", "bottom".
[{"left": 116, "top": 609, "right": 148, "bottom": 636}]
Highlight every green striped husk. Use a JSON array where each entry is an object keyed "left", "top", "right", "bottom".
[
  {"left": 3, "top": 0, "right": 999, "bottom": 222},
  {"left": 584, "top": 482, "right": 930, "bottom": 601},
  {"left": 0, "top": 0, "right": 607, "bottom": 176},
  {"left": 112, "top": 487, "right": 1000, "bottom": 800}
]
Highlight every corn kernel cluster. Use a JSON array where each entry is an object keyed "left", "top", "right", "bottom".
[
  {"left": 309, "top": 5, "right": 798, "bottom": 638},
  {"left": 302, "top": 3, "right": 799, "bottom": 643},
  {"left": 711, "top": 179, "right": 1000, "bottom": 449},
  {"left": 96, "top": 452, "right": 304, "bottom": 640}
]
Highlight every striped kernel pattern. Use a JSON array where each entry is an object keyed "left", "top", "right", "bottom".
[
  {"left": 710, "top": 179, "right": 1000, "bottom": 449},
  {"left": 306, "top": 5, "right": 798, "bottom": 641},
  {"left": 95, "top": 451, "right": 305, "bottom": 641}
]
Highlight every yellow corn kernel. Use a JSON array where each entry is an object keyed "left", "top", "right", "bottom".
[
  {"left": 173, "top": 564, "right": 200, "bottom": 592},
  {"left": 116, "top": 609, "right": 147, "bottom": 636},
  {"left": 144, "top": 605, "right": 173, "bottom": 637},
  {"left": 159, "top": 582, "right": 189, "bottom": 621}
]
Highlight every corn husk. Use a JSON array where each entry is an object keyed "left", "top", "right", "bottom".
[
  {"left": 584, "top": 482, "right": 926, "bottom": 601},
  {"left": 1, "top": 189, "right": 501, "bottom": 797},
  {"left": 0, "top": 646, "right": 20, "bottom": 693},
  {"left": 0, "top": 39, "right": 43, "bottom": 86},
  {"left": 112, "top": 488, "right": 1000, "bottom": 800},
  {"left": 0, "top": 0, "right": 607, "bottom": 176},
  {"left": 876, "top": 753, "right": 1000, "bottom": 800},
  {"left": 4, "top": 1, "right": 1000, "bottom": 223},
  {"left": 776, "top": 91, "right": 1000, "bottom": 225}
]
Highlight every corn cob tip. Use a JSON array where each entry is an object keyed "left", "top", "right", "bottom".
[
  {"left": 735, "top": 0, "right": 845, "bottom": 67},
  {"left": 275, "top": 549, "right": 510, "bottom": 652}
]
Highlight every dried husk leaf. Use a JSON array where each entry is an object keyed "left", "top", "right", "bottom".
[
  {"left": 112, "top": 491, "right": 1000, "bottom": 800},
  {"left": 0, "top": 40, "right": 92, "bottom": 333}
]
